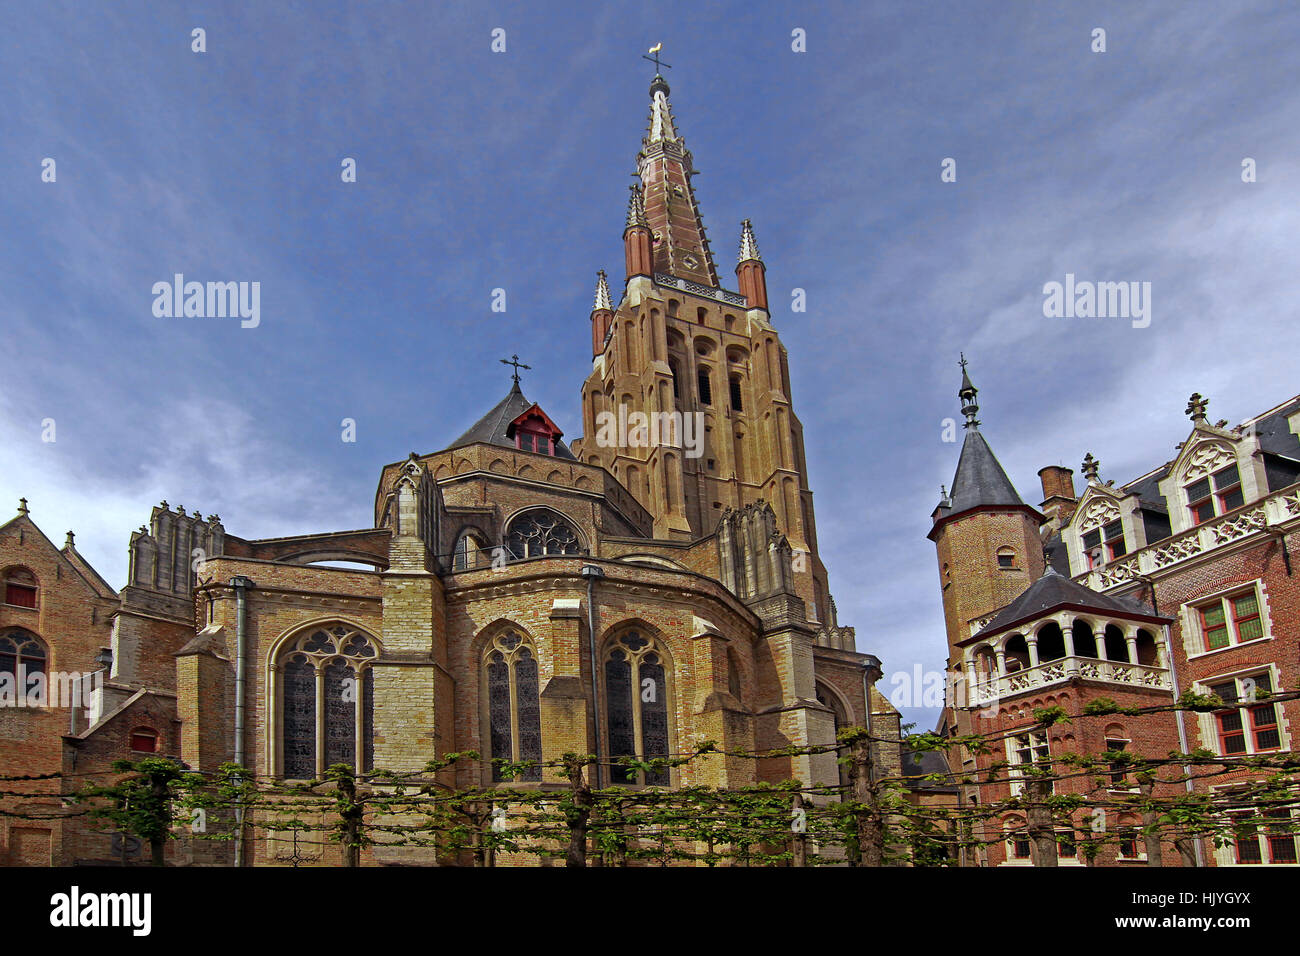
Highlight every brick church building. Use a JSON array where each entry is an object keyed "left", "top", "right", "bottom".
[
  {"left": 931, "top": 362, "right": 1300, "bottom": 867},
  {"left": 0, "top": 72, "right": 898, "bottom": 866}
]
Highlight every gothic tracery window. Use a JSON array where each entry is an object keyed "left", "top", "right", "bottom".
[
  {"left": 604, "top": 630, "right": 671, "bottom": 786},
  {"left": 483, "top": 631, "right": 543, "bottom": 782},
  {"left": 504, "top": 509, "right": 583, "bottom": 560},
  {"left": 279, "top": 625, "right": 377, "bottom": 779}
]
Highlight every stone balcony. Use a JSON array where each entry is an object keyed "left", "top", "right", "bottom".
[
  {"left": 1073, "top": 486, "right": 1300, "bottom": 592},
  {"left": 971, "top": 655, "right": 1172, "bottom": 703}
]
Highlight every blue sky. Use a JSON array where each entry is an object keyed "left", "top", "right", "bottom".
[{"left": 4, "top": 1, "right": 1300, "bottom": 731}]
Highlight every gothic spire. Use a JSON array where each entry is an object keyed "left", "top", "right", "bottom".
[
  {"left": 593, "top": 270, "right": 612, "bottom": 311},
  {"left": 636, "top": 72, "right": 719, "bottom": 286},
  {"left": 625, "top": 183, "right": 647, "bottom": 228},
  {"left": 738, "top": 219, "right": 762, "bottom": 263},
  {"left": 958, "top": 353, "right": 980, "bottom": 429}
]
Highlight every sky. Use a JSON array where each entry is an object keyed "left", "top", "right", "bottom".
[{"left": 3, "top": 1, "right": 1300, "bottom": 732}]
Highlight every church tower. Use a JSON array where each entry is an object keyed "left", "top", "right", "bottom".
[
  {"left": 570, "top": 71, "right": 836, "bottom": 629},
  {"left": 928, "top": 358, "right": 1045, "bottom": 656}
]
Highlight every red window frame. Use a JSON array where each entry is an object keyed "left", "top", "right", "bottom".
[
  {"left": 130, "top": 729, "right": 159, "bottom": 753},
  {"left": 1198, "top": 589, "right": 1263, "bottom": 652}
]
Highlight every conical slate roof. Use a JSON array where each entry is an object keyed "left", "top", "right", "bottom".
[
  {"left": 444, "top": 382, "right": 576, "bottom": 459},
  {"left": 943, "top": 430, "right": 1025, "bottom": 515},
  {"left": 973, "top": 568, "right": 1165, "bottom": 640}
]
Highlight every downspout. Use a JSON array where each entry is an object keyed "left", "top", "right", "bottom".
[
  {"left": 231, "top": 575, "right": 254, "bottom": 867},
  {"left": 581, "top": 565, "right": 605, "bottom": 789},
  {"left": 1160, "top": 624, "right": 1204, "bottom": 867}
]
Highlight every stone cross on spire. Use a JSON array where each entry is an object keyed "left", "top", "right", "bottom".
[
  {"left": 500, "top": 354, "right": 530, "bottom": 386},
  {"left": 1081, "top": 452, "right": 1100, "bottom": 482},
  {"left": 1186, "top": 392, "right": 1209, "bottom": 425}
]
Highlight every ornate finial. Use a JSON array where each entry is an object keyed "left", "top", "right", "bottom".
[
  {"left": 17, "top": 497, "right": 28, "bottom": 515},
  {"left": 500, "top": 354, "right": 531, "bottom": 386},
  {"left": 958, "top": 354, "right": 979, "bottom": 429},
  {"left": 65, "top": 531, "right": 75, "bottom": 548},
  {"left": 593, "top": 270, "right": 612, "bottom": 311},
  {"left": 940, "top": 484, "right": 951, "bottom": 506},
  {"left": 1186, "top": 392, "right": 1209, "bottom": 425},
  {"left": 1081, "top": 452, "right": 1100, "bottom": 482},
  {"left": 738, "top": 219, "right": 762, "bottom": 263},
  {"left": 625, "top": 183, "right": 648, "bottom": 228}
]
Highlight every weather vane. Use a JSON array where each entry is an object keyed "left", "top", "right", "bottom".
[
  {"left": 642, "top": 42, "right": 671, "bottom": 74},
  {"left": 500, "top": 354, "right": 530, "bottom": 385}
]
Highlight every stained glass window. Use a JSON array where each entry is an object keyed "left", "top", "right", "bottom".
[
  {"left": 323, "top": 660, "right": 356, "bottom": 769},
  {"left": 605, "top": 650, "right": 636, "bottom": 784},
  {"left": 488, "top": 651, "right": 513, "bottom": 781},
  {"left": 278, "top": 626, "right": 378, "bottom": 778},
  {"left": 604, "top": 631, "right": 672, "bottom": 786},
  {"left": 283, "top": 654, "right": 316, "bottom": 779},
  {"left": 484, "top": 631, "right": 545, "bottom": 783}
]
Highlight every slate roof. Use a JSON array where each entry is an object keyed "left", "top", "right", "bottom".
[
  {"left": 900, "top": 747, "right": 957, "bottom": 792},
  {"left": 940, "top": 429, "right": 1026, "bottom": 516},
  {"left": 444, "top": 382, "right": 576, "bottom": 460},
  {"left": 972, "top": 568, "right": 1165, "bottom": 640}
]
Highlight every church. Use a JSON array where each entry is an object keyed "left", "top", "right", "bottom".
[{"left": 0, "top": 70, "right": 897, "bottom": 866}]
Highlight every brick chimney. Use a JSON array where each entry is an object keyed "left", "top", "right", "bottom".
[{"left": 1038, "top": 465, "right": 1078, "bottom": 528}]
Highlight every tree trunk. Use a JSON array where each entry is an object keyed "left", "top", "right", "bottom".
[
  {"left": 1138, "top": 778, "right": 1164, "bottom": 866},
  {"left": 564, "top": 757, "right": 593, "bottom": 868},
  {"left": 1025, "top": 778, "right": 1058, "bottom": 867},
  {"left": 850, "top": 732, "right": 885, "bottom": 866},
  {"left": 791, "top": 793, "right": 808, "bottom": 867}
]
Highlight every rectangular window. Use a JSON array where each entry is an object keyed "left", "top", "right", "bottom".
[
  {"left": 1195, "top": 587, "right": 1266, "bottom": 652},
  {"left": 1083, "top": 529, "right": 1102, "bottom": 569},
  {"left": 1265, "top": 810, "right": 1298, "bottom": 864},
  {"left": 6, "top": 585, "right": 36, "bottom": 608},
  {"left": 1008, "top": 732, "right": 1051, "bottom": 796},
  {"left": 1201, "top": 604, "right": 1230, "bottom": 651},
  {"left": 517, "top": 433, "right": 534, "bottom": 452},
  {"left": 1106, "top": 739, "right": 1130, "bottom": 787},
  {"left": 997, "top": 554, "right": 1014, "bottom": 569},
  {"left": 1010, "top": 832, "right": 1031, "bottom": 860},
  {"left": 729, "top": 378, "right": 743, "bottom": 412},
  {"left": 1188, "top": 464, "right": 1245, "bottom": 524},
  {"left": 1210, "top": 672, "right": 1281, "bottom": 755},
  {"left": 1057, "top": 831, "right": 1077, "bottom": 859},
  {"left": 697, "top": 369, "right": 712, "bottom": 405},
  {"left": 1234, "top": 817, "right": 1263, "bottom": 864},
  {"left": 1231, "top": 593, "right": 1263, "bottom": 642},
  {"left": 1103, "top": 520, "right": 1126, "bottom": 559}
]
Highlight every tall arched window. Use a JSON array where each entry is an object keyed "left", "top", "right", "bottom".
[
  {"left": 604, "top": 630, "right": 671, "bottom": 786},
  {"left": 0, "top": 629, "right": 46, "bottom": 703},
  {"left": 279, "top": 625, "right": 378, "bottom": 779},
  {"left": 483, "top": 631, "right": 542, "bottom": 782},
  {"left": 504, "top": 509, "right": 583, "bottom": 559},
  {"left": 453, "top": 530, "right": 488, "bottom": 571}
]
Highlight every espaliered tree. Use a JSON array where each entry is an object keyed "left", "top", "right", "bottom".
[{"left": 25, "top": 687, "right": 1295, "bottom": 867}]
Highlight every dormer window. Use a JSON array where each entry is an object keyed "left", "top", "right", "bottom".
[
  {"left": 507, "top": 405, "right": 563, "bottom": 458},
  {"left": 1186, "top": 464, "right": 1244, "bottom": 525},
  {"left": 1083, "top": 520, "right": 1125, "bottom": 568}
]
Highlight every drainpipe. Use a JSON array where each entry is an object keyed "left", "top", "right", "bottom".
[
  {"left": 1160, "top": 625, "right": 1205, "bottom": 867},
  {"left": 231, "top": 575, "right": 254, "bottom": 866},
  {"left": 859, "top": 655, "right": 883, "bottom": 777},
  {"left": 580, "top": 564, "right": 605, "bottom": 788}
]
